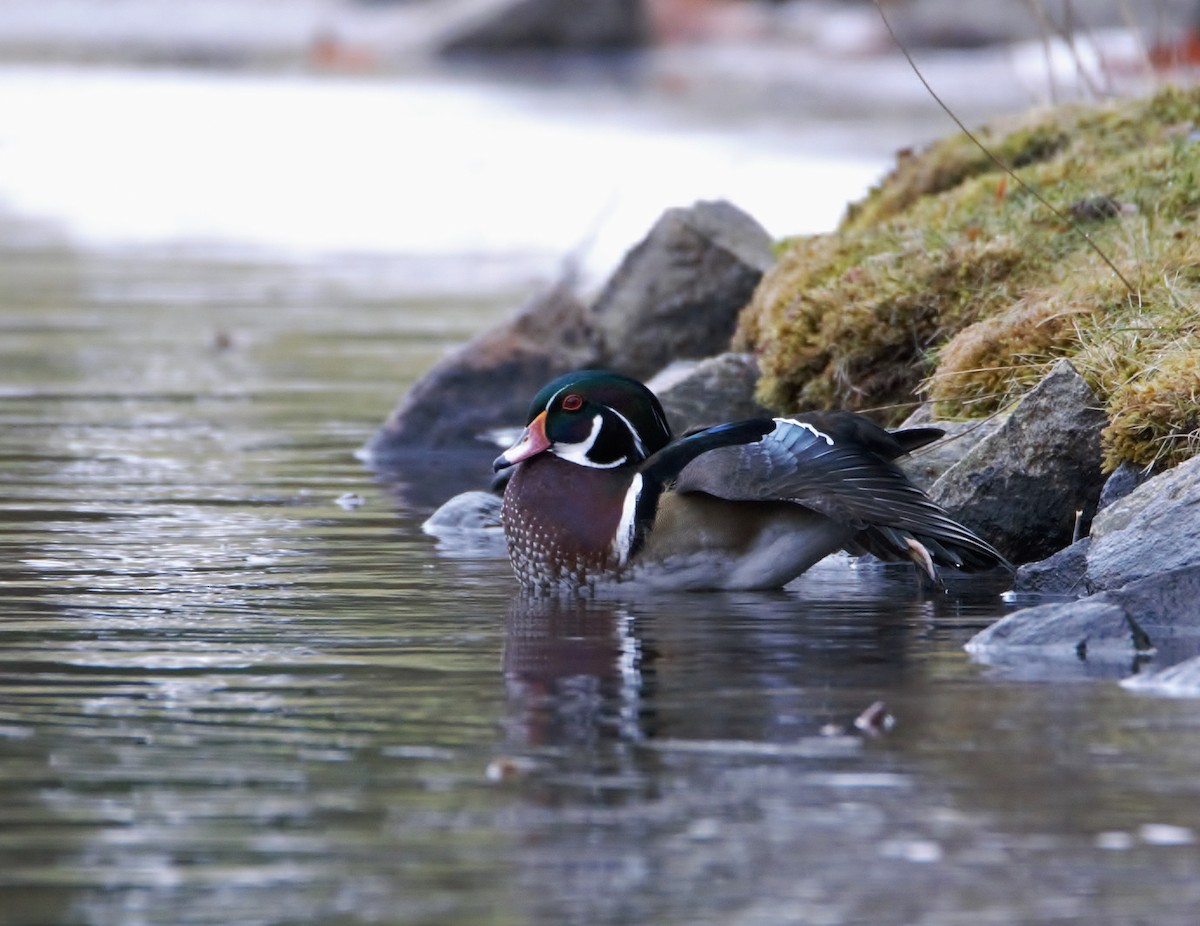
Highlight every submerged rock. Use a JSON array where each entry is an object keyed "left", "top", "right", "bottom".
[
  {"left": 965, "top": 403, "right": 1200, "bottom": 682},
  {"left": 969, "top": 566, "right": 1200, "bottom": 670},
  {"left": 965, "top": 597, "right": 1144, "bottom": 662},
  {"left": 930, "top": 360, "right": 1107, "bottom": 563},
  {"left": 1123, "top": 654, "right": 1200, "bottom": 697}
]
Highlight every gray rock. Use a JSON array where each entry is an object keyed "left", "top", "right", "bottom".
[
  {"left": 967, "top": 566, "right": 1200, "bottom": 677},
  {"left": 1106, "top": 566, "right": 1200, "bottom": 648},
  {"left": 1086, "top": 452, "right": 1200, "bottom": 590},
  {"left": 361, "top": 282, "right": 599, "bottom": 460},
  {"left": 895, "top": 410, "right": 1007, "bottom": 489},
  {"left": 1014, "top": 538, "right": 1090, "bottom": 595},
  {"left": 364, "top": 200, "right": 776, "bottom": 463},
  {"left": 929, "top": 359, "right": 1107, "bottom": 563},
  {"left": 440, "top": 0, "right": 648, "bottom": 54},
  {"left": 1122, "top": 654, "right": 1200, "bottom": 697},
  {"left": 965, "top": 597, "right": 1142, "bottom": 661},
  {"left": 422, "top": 490, "right": 504, "bottom": 535},
  {"left": 591, "top": 200, "right": 774, "bottom": 381},
  {"left": 1097, "top": 460, "right": 1157, "bottom": 511},
  {"left": 648, "top": 352, "right": 769, "bottom": 436}
]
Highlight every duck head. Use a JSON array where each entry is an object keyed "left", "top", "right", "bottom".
[{"left": 493, "top": 370, "right": 672, "bottom": 472}]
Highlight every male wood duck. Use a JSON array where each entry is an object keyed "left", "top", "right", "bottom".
[{"left": 493, "top": 370, "right": 1009, "bottom": 593}]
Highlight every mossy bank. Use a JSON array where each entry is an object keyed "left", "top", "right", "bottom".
[{"left": 735, "top": 84, "right": 1200, "bottom": 470}]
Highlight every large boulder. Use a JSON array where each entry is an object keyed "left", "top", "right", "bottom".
[
  {"left": 929, "top": 360, "right": 1107, "bottom": 563},
  {"left": 591, "top": 200, "right": 775, "bottom": 380},
  {"left": 1085, "top": 452, "right": 1200, "bottom": 590},
  {"left": 363, "top": 200, "right": 774, "bottom": 462}
]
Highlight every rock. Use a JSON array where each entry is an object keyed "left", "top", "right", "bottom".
[
  {"left": 1106, "top": 566, "right": 1200, "bottom": 651},
  {"left": 1014, "top": 538, "right": 1090, "bottom": 595},
  {"left": 964, "top": 597, "right": 1143, "bottom": 662},
  {"left": 361, "top": 282, "right": 599, "bottom": 460},
  {"left": 364, "top": 200, "right": 775, "bottom": 463},
  {"left": 1086, "top": 452, "right": 1200, "bottom": 590},
  {"left": 895, "top": 410, "right": 1007, "bottom": 489},
  {"left": 422, "top": 490, "right": 504, "bottom": 535},
  {"left": 421, "top": 488, "right": 508, "bottom": 557},
  {"left": 1122, "top": 654, "right": 1200, "bottom": 697},
  {"left": 591, "top": 200, "right": 774, "bottom": 381},
  {"left": 964, "top": 592, "right": 1150, "bottom": 681},
  {"left": 929, "top": 360, "right": 1107, "bottom": 563},
  {"left": 1097, "top": 460, "right": 1157, "bottom": 511},
  {"left": 440, "top": 0, "right": 648, "bottom": 54},
  {"left": 967, "top": 566, "right": 1200, "bottom": 677},
  {"left": 648, "top": 352, "right": 769, "bottom": 436}
]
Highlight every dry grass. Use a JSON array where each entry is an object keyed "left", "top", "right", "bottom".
[{"left": 736, "top": 84, "right": 1200, "bottom": 469}]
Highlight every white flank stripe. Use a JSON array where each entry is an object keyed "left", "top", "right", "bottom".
[{"left": 613, "top": 473, "right": 643, "bottom": 564}]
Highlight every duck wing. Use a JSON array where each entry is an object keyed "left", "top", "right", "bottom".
[{"left": 671, "top": 414, "right": 1009, "bottom": 573}]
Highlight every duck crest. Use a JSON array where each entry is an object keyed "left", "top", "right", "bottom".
[{"left": 501, "top": 453, "right": 634, "bottom": 591}]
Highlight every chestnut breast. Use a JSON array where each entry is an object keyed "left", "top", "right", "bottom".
[{"left": 500, "top": 454, "right": 636, "bottom": 591}]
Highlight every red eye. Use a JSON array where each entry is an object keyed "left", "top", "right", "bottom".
[{"left": 561, "top": 393, "right": 583, "bottom": 411}]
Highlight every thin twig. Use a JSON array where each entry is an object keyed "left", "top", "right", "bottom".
[{"left": 871, "top": 0, "right": 1139, "bottom": 296}]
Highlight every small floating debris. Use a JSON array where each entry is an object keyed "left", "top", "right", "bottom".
[
  {"left": 335, "top": 492, "right": 366, "bottom": 510},
  {"left": 1094, "top": 831, "right": 1135, "bottom": 851},
  {"left": 686, "top": 818, "right": 722, "bottom": 842},
  {"left": 854, "top": 700, "right": 896, "bottom": 736},
  {"left": 1139, "top": 823, "right": 1195, "bottom": 846},
  {"left": 485, "top": 755, "right": 539, "bottom": 782},
  {"left": 878, "top": 838, "right": 944, "bottom": 863}
]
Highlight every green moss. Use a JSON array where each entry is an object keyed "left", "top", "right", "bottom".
[{"left": 737, "top": 83, "right": 1200, "bottom": 468}]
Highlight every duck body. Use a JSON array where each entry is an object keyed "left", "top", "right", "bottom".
[{"left": 493, "top": 370, "right": 1008, "bottom": 594}]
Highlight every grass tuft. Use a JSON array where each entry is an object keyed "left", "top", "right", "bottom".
[{"left": 736, "top": 84, "right": 1200, "bottom": 469}]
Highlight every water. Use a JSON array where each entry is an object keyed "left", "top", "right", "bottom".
[{"left": 3, "top": 67, "right": 1200, "bottom": 926}]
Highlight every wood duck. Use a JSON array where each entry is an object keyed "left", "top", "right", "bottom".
[{"left": 493, "top": 370, "right": 1009, "bottom": 593}]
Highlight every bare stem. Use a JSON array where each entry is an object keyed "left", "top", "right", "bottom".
[{"left": 870, "top": 0, "right": 1139, "bottom": 296}]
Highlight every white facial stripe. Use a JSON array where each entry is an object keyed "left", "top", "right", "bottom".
[
  {"left": 553, "top": 414, "right": 627, "bottom": 469},
  {"left": 776, "top": 417, "right": 834, "bottom": 446},
  {"left": 613, "top": 473, "right": 643, "bottom": 564}
]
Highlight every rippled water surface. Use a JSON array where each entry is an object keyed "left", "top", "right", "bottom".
[{"left": 4, "top": 122, "right": 1200, "bottom": 926}]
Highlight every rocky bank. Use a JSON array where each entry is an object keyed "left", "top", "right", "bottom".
[{"left": 365, "top": 86, "right": 1200, "bottom": 693}]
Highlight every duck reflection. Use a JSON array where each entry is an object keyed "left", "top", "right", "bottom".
[
  {"left": 501, "top": 595, "right": 653, "bottom": 749},
  {"left": 496, "top": 564, "right": 1016, "bottom": 756}
]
